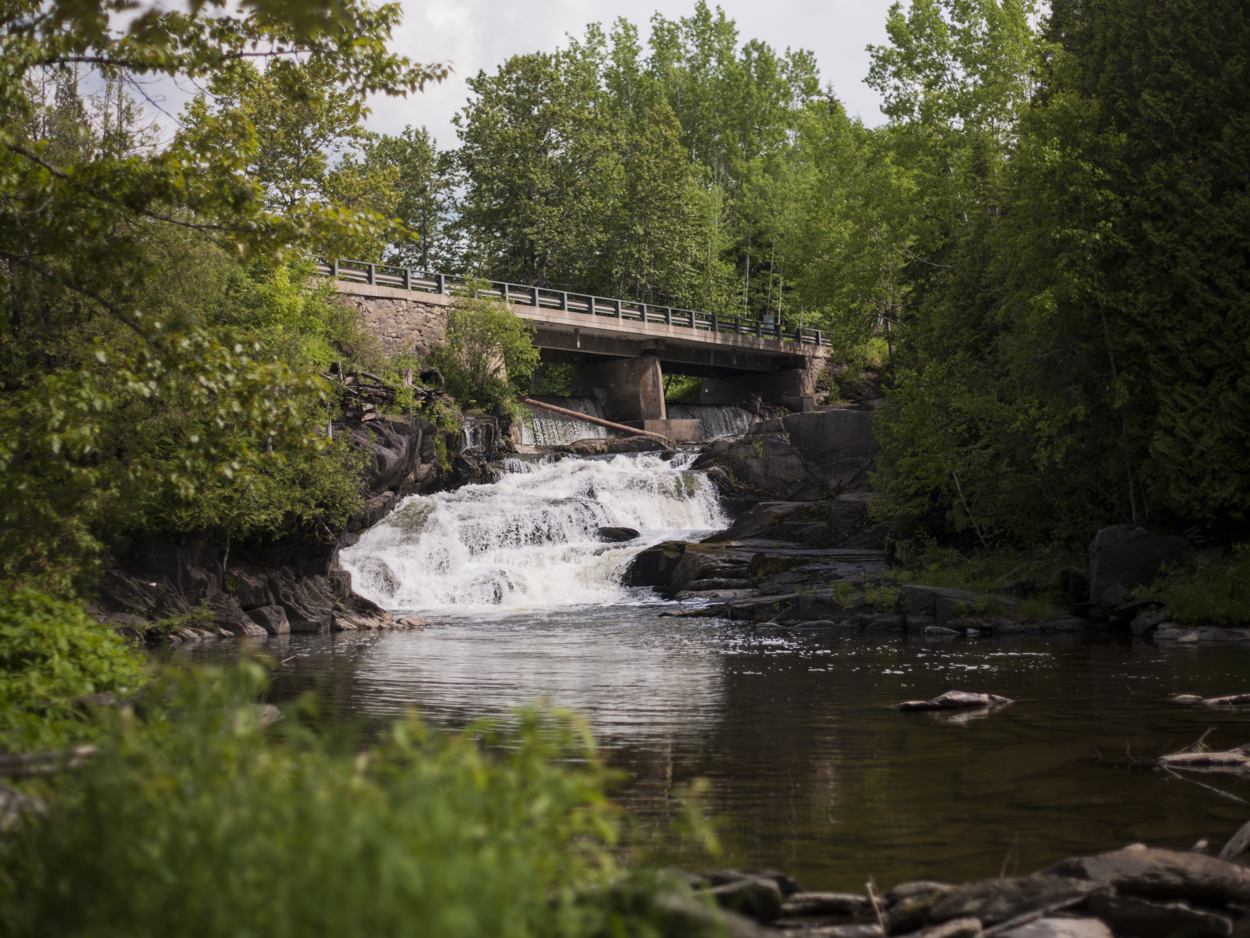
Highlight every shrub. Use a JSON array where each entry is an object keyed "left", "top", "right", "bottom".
[
  {"left": 0, "top": 589, "right": 144, "bottom": 750},
  {"left": 0, "top": 664, "right": 685, "bottom": 938},
  {"left": 428, "top": 285, "right": 541, "bottom": 413},
  {"left": 1148, "top": 545, "right": 1250, "bottom": 626}
]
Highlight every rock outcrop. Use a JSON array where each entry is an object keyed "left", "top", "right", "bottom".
[
  {"left": 91, "top": 413, "right": 464, "bottom": 642},
  {"left": 691, "top": 435, "right": 825, "bottom": 502}
]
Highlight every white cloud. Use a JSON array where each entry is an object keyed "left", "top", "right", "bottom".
[{"left": 366, "top": 0, "right": 895, "bottom": 149}]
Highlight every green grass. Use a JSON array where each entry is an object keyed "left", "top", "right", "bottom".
[{"left": 1146, "top": 545, "right": 1250, "bottom": 626}]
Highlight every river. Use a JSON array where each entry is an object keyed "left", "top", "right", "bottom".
[{"left": 195, "top": 453, "right": 1250, "bottom": 891}]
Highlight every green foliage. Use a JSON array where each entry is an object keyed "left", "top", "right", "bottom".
[
  {"left": 0, "top": 589, "right": 144, "bottom": 750},
  {"left": 1147, "top": 546, "right": 1250, "bottom": 627},
  {"left": 0, "top": 664, "right": 701, "bottom": 938},
  {"left": 428, "top": 287, "right": 541, "bottom": 413},
  {"left": 886, "top": 539, "right": 1079, "bottom": 606},
  {"left": 869, "top": 0, "right": 1250, "bottom": 542}
]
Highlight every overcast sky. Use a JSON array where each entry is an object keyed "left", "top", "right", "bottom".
[{"left": 365, "top": 0, "right": 897, "bottom": 148}]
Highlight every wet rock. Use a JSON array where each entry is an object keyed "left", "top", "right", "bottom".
[
  {"left": 686, "top": 578, "right": 752, "bottom": 592},
  {"left": 804, "top": 926, "right": 882, "bottom": 938},
  {"left": 1129, "top": 607, "right": 1169, "bottom": 636},
  {"left": 1000, "top": 918, "right": 1111, "bottom": 938},
  {"left": 447, "top": 452, "right": 499, "bottom": 488},
  {"left": 647, "top": 892, "right": 770, "bottom": 938},
  {"left": 1084, "top": 892, "right": 1232, "bottom": 938},
  {"left": 699, "top": 869, "right": 803, "bottom": 897},
  {"left": 268, "top": 570, "right": 334, "bottom": 634},
  {"left": 556, "top": 436, "right": 669, "bottom": 456},
  {"left": 1088, "top": 524, "right": 1192, "bottom": 604},
  {"left": 707, "top": 878, "right": 784, "bottom": 921},
  {"left": 331, "top": 608, "right": 394, "bottom": 630},
  {"left": 625, "top": 541, "right": 686, "bottom": 587},
  {"left": 897, "top": 690, "right": 1012, "bottom": 712},
  {"left": 228, "top": 569, "right": 274, "bottom": 609},
  {"left": 864, "top": 613, "right": 906, "bottom": 632},
  {"left": 349, "top": 491, "right": 398, "bottom": 533},
  {"left": 597, "top": 526, "right": 640, "bottom": 542},
  {"left": 925, "top": 626, "right": 960, "bottom": 638},
  {"left": 333, "top": 415, "right": 426, "bottom": 494},
  {"left": 691, "top": 435, "right": 825, "bottom": 501},
  {"left": 206, "top": 594, "right": 267, "bottom": 638},
  {"left": 884, "top": 882, "right": 956, "bottom": 933},
  {"left": 911, "top": 919, "right": 982, "bottom": 938},
  {"left": 396, "top": 614, "right": 434, "bottom": 628},
  {"left": 1157, "top": 748, "right": 1250, "bottom": 772},
  {"left": 922, "top": 876, "right": 1104, "bottom": 928},
  {"left": 245, "top": 605, "right": 290, "bottom": 635},
  {"left": 1154, "top": 626, "right": 1250, "bottom": 644},
  {"left": 782, "top": 892, "right": 870, "bottom": 918},
  {"left": 1042, "top": 846, "right": 1250, "bottom": 905}
]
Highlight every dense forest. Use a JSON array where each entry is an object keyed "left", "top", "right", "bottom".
[{"left": 2, "top": 0, "right": 1248, "bottom": 594}]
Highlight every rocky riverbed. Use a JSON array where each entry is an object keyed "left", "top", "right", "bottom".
[{"left": 660, "top": 842, "right": 1250, "bottom": 937}]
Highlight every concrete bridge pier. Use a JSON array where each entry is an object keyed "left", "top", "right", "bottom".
[{"left": 570, "top": 356, "right": 700, "bottom": 442}]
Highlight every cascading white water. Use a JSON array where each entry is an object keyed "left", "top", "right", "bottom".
[
  {"left": 340, "top": 452, "right": 726, "bottom": 614},
  {"left": 666, "top": 403, "right": 754, "bottom": 440},
  {"left": 520, "top": 397, "right": 610, "bottom": 446}
]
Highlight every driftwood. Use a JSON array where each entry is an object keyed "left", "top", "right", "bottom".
[{"left": 321, "top": 364, "right": 445, "bottom": 421}]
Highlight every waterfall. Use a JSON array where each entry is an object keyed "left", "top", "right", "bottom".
[
  {"left": 666, "top": 403, "right": 754, "bottom": 440},
  {"left": 520, "top": 397, "right": 611, "bottom": 446},
  {"left": 340, "top": 452, "right": 726, "bottom": 614}
]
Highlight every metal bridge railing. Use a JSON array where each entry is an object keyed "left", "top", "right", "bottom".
[{"left": 316, "top": 259, "right": 826, "bottom": 348}]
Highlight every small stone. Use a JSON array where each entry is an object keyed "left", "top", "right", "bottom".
[
  {"left": 1000, "top": 918, "right": 1112, "bottom": 938},
  {"left": 597, "top": 526, "right": 640, "bottom": 542},
  {"left": 925, "top": 626, "right": 960, "bottom": 637},
  {"left": 897, "top": 690, "right": 1012, "bottom": 712},
  {"left": 396, "top": 614, "right": 434, "bottom": 628}
]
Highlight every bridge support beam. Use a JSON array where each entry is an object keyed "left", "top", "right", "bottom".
[{"left": 571, "top": 355, "right": 667, "bottom": 424}]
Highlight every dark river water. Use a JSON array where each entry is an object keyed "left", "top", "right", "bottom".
[{"left": 180, "top": 607, "right": 1250, "bottom": 893}]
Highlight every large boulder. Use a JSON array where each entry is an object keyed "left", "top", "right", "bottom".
[
  {"left": 691, "top": 435, "right": 824, "bottom": 501},
  {"left": 1043, "top": 846, "right": 1250, "bottom": 905},
  {"left": 334, "top": 415, "right": 426, "bottom": 494},
  {"left": 1088, "top": 525, "right": 1192, "bottom": 603},
  {"left": 206, "top": 594, "right": 267, "bottom": 638},
  {"left": 761, "top": 408, "right": 879, "bottom": 493}
]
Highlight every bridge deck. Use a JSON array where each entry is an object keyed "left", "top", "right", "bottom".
[{"left": 320, "top": 260, "right": 826, "bottom": 359}]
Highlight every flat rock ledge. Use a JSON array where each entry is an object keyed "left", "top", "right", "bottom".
[{"left": 655, "top": 844, "right": 1250, "bottom": 937}]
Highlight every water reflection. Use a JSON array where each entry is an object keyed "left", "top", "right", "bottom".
[{"left": 178, "top": 613, "right": 1250, "bottom": 892}]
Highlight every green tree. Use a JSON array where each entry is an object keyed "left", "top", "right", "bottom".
[
  {"left": 372, "top": 126, "right": 455, "bottom": 271},
  {"left": 0, "top": 0, "right": 445, "bottom": 593},
  {"left": 429, "top": 289, "right": 541, "bottom": 413}
]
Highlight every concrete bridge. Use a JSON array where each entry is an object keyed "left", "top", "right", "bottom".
[{"left": 322, "top": 259, "right": 830, "bottom": 438}]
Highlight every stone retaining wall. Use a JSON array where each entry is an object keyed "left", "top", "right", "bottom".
[{"left": 332, "top": 282, "right": 451, "bottom": 356}]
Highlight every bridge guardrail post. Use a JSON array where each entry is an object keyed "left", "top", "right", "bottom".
[
  {"left": 367, "top": 263, "right": 375, "bottom": 286},
  {"left": 755, "top": 321, "right": 762, "bottom": 338},
  {"left": 560, "top": 292, "right": 569, "bottom": 311},
  {"left": 532, "top": 286, "right": 539, "bottom": 307},
  {"left": 402, "top": 267, "right": 410, "bottom": 290},
  {"left": 330, "top": 259, "right": 338, "bottom": 278},
  {"left": 734, "top": 318, "right": 742, "bottom": 335},
  {"left": 501, "top": 282, "right": 509, "bottom": 304},
  {"left": 437, "top": 274, "right": 447, "bottom": 295},
  {"left": 615, "top": 299, "right": 622, "bottom": 320},
  {"left": 665, "top": 307, "right": 672, "bottom": 326},
  {"left": 712, "top": 313, "right": 718, "bottom": 334}
]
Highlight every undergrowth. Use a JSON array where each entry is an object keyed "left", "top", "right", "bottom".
[
  {"left": 886, "top": 539, "right": 1081, "bottom": 606},
  {"left": 1147, "top": 545, "right": 1250, "bottom": 626},
  {"left": 0, "top": 662, "right": 717, "bottom": 938}
]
